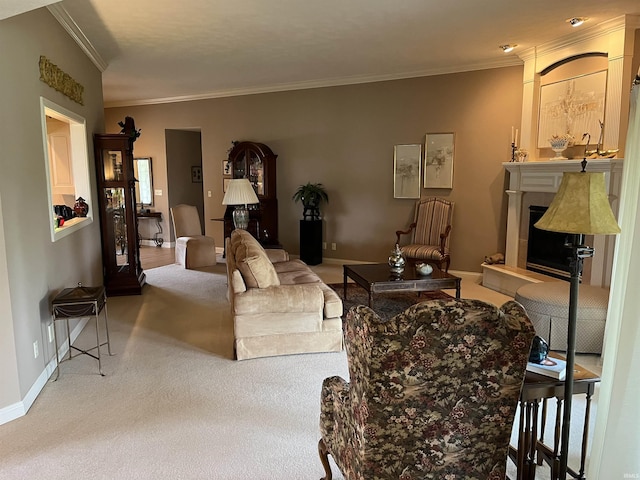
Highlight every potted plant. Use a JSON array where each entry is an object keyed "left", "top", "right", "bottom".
[{"left": 292, "top": 183, "right": 329, "bottom": 220}]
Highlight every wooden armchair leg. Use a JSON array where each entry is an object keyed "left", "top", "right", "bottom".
[
  {"left": 443, "top": 257, "right": 451, "bottom": 273},
  {"left": 318, "top": 438, "right": 333, "bottom": 480}
]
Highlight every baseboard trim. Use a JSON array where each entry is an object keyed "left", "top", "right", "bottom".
[{"left": 0, "top": 317, "right": 88, "bottom": 426}]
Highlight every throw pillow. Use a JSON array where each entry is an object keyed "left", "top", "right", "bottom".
[
  {"left": 231, "top": 229, "right": 280, "bottom": 288},
  {"left": 237, "top": 254, "right": 280, "bottom": 288}
]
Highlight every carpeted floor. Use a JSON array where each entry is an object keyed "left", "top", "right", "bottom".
[
  {"left": 328, "top": 282, "right": 452, "bottom": 319},
  {"left": 0, "top": 263, "right": 597, "bottom": 479}
]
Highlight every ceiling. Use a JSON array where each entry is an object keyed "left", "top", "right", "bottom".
[{"left": 6, "top": 1, "right": 640, "bottom": 107}]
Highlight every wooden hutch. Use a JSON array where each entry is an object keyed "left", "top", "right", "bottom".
[{"left": 223, "top": 141, "right": 279, "bottom": 246}]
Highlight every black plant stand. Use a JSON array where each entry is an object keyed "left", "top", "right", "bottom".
[{"left": 300, "top": 220, "right": 322, "bottom": 265}]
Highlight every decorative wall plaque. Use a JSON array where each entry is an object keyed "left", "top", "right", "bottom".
[{"left": 39, "top": 56, "right": 84, "bottom": 105}]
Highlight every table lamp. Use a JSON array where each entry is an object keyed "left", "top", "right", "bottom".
[
  {"left": 222, "top": 178, "right": 259, "bottom": 230},
  {"left": 534, "top": 158, "right": 620, "bottom": 477}
]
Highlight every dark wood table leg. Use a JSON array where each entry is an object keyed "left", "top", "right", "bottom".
[
  {"left": 455, "top": 278, "right": 461, "bottom": 299},
  {"left": 343, "top": 266, "right": 348, "bottom": 300},
  {"left": 578, "top": 385, "right": 595, "bottom": 479}
]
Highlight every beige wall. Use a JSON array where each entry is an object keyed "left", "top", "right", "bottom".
[
  {"left": 106, "top": 66, "right": 523, "bottom": 271},
  {"left": 0, "top": 8, "right": 104, "bottom": 415}
]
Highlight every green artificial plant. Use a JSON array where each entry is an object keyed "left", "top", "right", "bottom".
[{"left": 292, "top": 183, "right": 329, "bottom": 220}]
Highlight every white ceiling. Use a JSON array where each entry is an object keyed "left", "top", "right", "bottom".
[
  {"left": 0, "top": 0, "right": 57, "bottom": 20},
  {"left": 8, "top": 0, "right": 640, "bottom": 107}
]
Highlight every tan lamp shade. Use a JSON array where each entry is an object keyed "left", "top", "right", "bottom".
[
  {"left": 535, "top": 171, "right": 621, "bottom": 235},
  {"left": 222, "top": 178, "right": 259, "bottom": 206}
]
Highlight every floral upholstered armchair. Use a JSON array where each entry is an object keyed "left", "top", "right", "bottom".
[{"left": 318, "top": 299, "right": 535, "bottom": 480}]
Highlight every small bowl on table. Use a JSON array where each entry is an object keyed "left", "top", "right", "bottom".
[{"left": 415, "top": 262, "right": 433, "bottom": 276}]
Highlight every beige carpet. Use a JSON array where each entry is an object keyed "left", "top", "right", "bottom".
[{"left": 0, "top": 262, "right": 599, "bottom": 479}]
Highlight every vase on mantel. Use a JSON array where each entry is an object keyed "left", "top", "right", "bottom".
[{"left": 548, "top": 134, "right": 573, "bottom": 160}]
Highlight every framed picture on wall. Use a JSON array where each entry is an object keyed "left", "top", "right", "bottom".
[
  {"left": 424, "top": 133, "right": 454, "bottom": 189},
  {"left": 537, "top": 70, "right": 607, "bottom": 148},
  {"left": 393, "top": 144, "right": 422, "bottom": 199},
  {"left": 223, "top": 159, "right": 232, "bottom": 176},
  {"left": 191, "top": 166, "right": 202, "bottom": 183}
]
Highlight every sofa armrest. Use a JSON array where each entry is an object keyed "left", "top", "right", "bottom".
[
  {"left": 233, "top": 283, "right": 324, "bottom": 315},
  {"left": 265, "top": 248, "right": 289, "bottom": 263}
]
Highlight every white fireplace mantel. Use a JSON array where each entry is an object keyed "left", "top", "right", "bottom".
[
  {"left": 483, "top": 158, "right": 623, "bottom": 296},
  {"left": 503, "top": 159, "right": 624, "bottom": 194}
]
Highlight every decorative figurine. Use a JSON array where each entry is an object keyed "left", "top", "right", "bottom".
[
  {"left": 74, "top": 197, "right": 89, "bottom": 217},
  {"left": 388, "top": 243, "right": 406, "bottom": 273}
]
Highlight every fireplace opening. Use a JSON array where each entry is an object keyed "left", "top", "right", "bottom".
[{"left": 526, "top": 206, "right": 571, "bottom": 281}]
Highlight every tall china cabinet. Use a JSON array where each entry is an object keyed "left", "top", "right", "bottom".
[
  {"left": 224, "top": 141, "right": 279, "bottom": 246},
  {"left": 94, "top": 118, "right": 145, "bottom": 295}
]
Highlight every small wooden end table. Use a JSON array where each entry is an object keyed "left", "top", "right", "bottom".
[
  {"left": 343, "top": 262, "right": 461, "bottom": 308},
  {"left": 510, "top": 355, "right": 600, "bottom": 480}
]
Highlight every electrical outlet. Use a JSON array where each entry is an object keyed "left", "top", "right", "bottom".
[
  {"left": 331, "top": 242, "right": 337, "bottom": 251},
  {"left": 33, "top": 341, "right": 39, "bottom": 359},
  {"left": 154, "top": 189, "right": 163, "bottom": 196},
  {"left": 208, "top": 190, "right": 212, "bottom": 198},
  {"left": 322, "top": 242, "right": 327, "bottom": 250},
  {"left": 48, "top": 324, "right": 54, "bottom": 343}
]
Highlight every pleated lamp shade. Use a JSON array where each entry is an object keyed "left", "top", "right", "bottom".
[
  {"left": 534, "top": 169, "right": 621, "bottom": 235},
  {"left": 221, "top": 178, "right": 259, "bottom": 230},
  {"left": 222, "top": 178, "right": 259, "bottom": 206}
]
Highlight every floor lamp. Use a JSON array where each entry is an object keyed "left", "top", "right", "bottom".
[
  {"left": 222, "top": 178, "right": 259, "bottom": 230},
  {"left": 534, "top": 159, "right": 620, "bottom": 478}
]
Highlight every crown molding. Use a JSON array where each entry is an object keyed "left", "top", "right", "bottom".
[
  {"left": 104, "top": 57, "right": 523, "bottom": 108},
  {"left": 47, "top": 4, "right": 107, "bottom": 72},
  {"left": 531, "top": 15, "right": 639, "bottom": 60}
]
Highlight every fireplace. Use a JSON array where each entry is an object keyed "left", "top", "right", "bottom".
[
  {"left": 526, "top": 206, "right": 571, "bottom": 280},
  {"left": 481, "top": 159, "right": 622, "bottom": 296}
]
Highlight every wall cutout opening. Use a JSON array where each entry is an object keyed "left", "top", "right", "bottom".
[{"left": 40, "top": 97, "right": 93, "bottom": 241}]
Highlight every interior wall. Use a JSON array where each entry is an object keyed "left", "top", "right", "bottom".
[
  {"left": 165, "top": 129, "right": 204, "bottom": 240},
  {"left": 0, "top": 7, "right": 104, "bottom": 415},
  {"left": 105, "top": 66, "right": 524, "bottom": 272}
]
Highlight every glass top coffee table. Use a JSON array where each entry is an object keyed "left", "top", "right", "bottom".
[{"left": 343, "top": 262, "right": 461, "bottom": 308}]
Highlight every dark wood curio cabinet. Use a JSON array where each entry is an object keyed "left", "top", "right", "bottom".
[
  {"left": 224, "top": 141, "right": 279, "bottom": 245},
  {"left": 94, "top": 132, "right": 145, "bottom": 296}
]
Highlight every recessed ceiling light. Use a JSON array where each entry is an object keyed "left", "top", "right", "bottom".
[
  {"left": 500, "top": 44, "right": 517, "bottom": 53},
  {"left": 567, "top": 17, "right": 587, "bottom": 27}
]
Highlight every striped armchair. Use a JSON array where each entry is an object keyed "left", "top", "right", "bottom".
[
  {"left": 319, "top": 299, "right": 535, "bottom": 480},
  {"left": 396, "top": 197, "right": 453, "bottom": 272}
]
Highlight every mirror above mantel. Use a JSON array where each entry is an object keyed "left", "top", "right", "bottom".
[{"left": 134, "top": 157, "right": 153, "bottom": 208}]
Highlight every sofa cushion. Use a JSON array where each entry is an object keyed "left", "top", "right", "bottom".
[
  {"left": 230, "top": 229, "right": 264, "bottom": 261},
  {"left": 273, "top": 259, "right": 311, "bottom": 273},
  {"left": 319, "top": 283, "right": 343, "bottom": 319},
  {"left": 231, "top": 230, "right": 280, "bottom": 289},
  {"left": 278, "top": 269, "right": 323, "bottom": 285},
  {"left": 230, "top": 269, "right": 247, "bottom": 294}
]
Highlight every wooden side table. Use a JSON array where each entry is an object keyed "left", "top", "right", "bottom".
[
  {"left": 510, "top": 356, "right": 600, "bottom": 480},
  {"left": 51, "top": 284, "right": 113, "bottom": 380},
  {"left": 137, "top": 210, "right": 164, "bottom": 246}
]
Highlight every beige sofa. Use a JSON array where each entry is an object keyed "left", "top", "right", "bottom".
[{"left": 225, "top": 229, "right": 344, "bottom": 360}]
